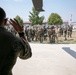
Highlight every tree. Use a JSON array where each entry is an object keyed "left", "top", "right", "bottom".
[
  {"left": 15, "top": 15, "right": 23, "bottom": 26},
  {"left": 47, "top": 13, "right": 63, "bottom": 25},
  {"left": 29, "top": 7, "right": 44, "bottom": 26}
]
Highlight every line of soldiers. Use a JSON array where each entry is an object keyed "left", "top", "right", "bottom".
[
  {"left": 24, "top": 25, "right": 73, "bottom": 43},
  {"left": 24, "top": 25, "right": 57, "bottom": 43},
  {"left": 5, "top": 25, "right": 73, "bottom": 43},
  {"left": 25, "top": 26, "right": 47, "bottom": 43}
]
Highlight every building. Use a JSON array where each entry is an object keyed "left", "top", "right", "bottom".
[
  {"left": 23, "top": 21, "right": 47, "bottom": 27},
  {"left": 62, "top": 21, "right": 69, "bottom": 27}
]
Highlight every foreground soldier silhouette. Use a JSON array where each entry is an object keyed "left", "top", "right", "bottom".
[{"left": 0, "top": 7, "right": 32, "bottom": 75}]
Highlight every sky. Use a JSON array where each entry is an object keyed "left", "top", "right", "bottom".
[{"left": 0, "top": 0, "right": 76, "bottom": 23}]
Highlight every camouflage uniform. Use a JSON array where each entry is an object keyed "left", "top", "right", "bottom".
[
  {"left": 0, "top": 27, "right": 32, "bottom": 75},
  {"left": 64, "top": 27, "right": 67, "bottom": 40},
  {"left": 39, "top": 28, "right": 44, "bottom": 43}
]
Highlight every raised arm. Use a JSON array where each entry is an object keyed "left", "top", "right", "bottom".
[{"left": 9, "top": 18, "right": 32, "bottom": 59}]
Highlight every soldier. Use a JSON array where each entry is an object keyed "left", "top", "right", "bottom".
[
  {"left": 43, "top": 26, "right": 47, "bottom": 41},
  {"left": 27, "top": 27, "right": 31, "bottom": 42},
  {"left": 35, "top": 27, "right": 39, "bottom": 41},
  {"left": 39, "top": 27, "right": 44, "bottom": 43},
  {"left": 30, "top": 27, "right": 35, "bottom": 41},
  {"left": 59, "top": 26, "right": 63, "bottom": 37},
  {"left": 51, "top": 26, "right": 55, "bottom": 43},
  {"left": 0, "top": 7, "right": 32, "bottom": 75},
  {"left": 64, "top": 26, "right": 67, "bottom": 40},
  {"left": 25, "top": 27, "right": 29, "bottom": 41},
  {"left": 55, "top": 25, "right": 59, "bottom": 43},
  {"left": 67, "top": 25, "right": 73, "bottom": 38},
  {"left": 48, "top": 26, "right": 55, "bottom": 43},
  {"left": 48, "top": 27, "right": 52, "bottom": 43}
]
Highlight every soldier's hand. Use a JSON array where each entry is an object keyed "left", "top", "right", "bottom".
[{"left": 9, "top": 18, "right": 24, "bottom": 33}]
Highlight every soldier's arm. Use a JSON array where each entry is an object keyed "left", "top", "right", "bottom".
[
  {"left": 18, "top": 32, "right": 32, "bottom": 59},
  {"left": 9, "top": 18, "right": 32, "bottom": 59}
]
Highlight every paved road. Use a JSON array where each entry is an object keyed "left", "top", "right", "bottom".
[{"left": 13, "top": 44, "right": 76, "bottom": 75}]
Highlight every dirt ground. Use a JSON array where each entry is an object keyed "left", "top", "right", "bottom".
[
  {"left": 31, "top": 31, "right": 76, "bottom": 44},
  {"left": 58, "top": 32, "right": 76, "bottom": 44}
]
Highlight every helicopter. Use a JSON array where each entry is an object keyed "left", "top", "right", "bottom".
[{"left": 32, "top": 0, "right": 44, "bottom": 12}]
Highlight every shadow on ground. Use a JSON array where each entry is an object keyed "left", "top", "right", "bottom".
[{"left": 62, "top": 47, "right": 76, "bottom": 59}]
